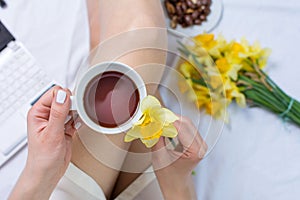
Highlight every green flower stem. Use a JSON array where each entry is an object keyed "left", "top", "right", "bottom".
[
  {"left": 243, "top": 89, "right": 281, "bottom": 112},
  {"left": 269, "top": 85, "right": 300, "bottom": 119},
  {"left": 244, "top": 89, "right": 300, "bottom": 125},
  {"left": 244, "top": 90, "right": 280, "bottom": 113},
  {"left": 191, "top": 78, "right": 206, "bottom": 86},
  {"left": 239, "top": 75, "right": 300, "bottom": 126},
  {"left": 258, "top": 69, "right": 300, "bottom": 119},
  {"left": 239, "top": 76, "right": 285, "bottom": 110},
  {"left": 262, "top": 72, "right": 300, "bottom": 118},
  {"left": 245, "top": 59, "right": 300, "bottom": 119}
]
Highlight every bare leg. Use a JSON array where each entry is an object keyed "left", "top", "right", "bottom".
[
  {"left": 71, "top": 125, "right": 130, "bottom": 198},
  {"left": 111, "top": 91, "right": 165, "bottom": 198},
  {"left": 71, "top": 0, "right": 166, "bottom": 198},
  {"left": 86, "top": 0, "right": 100, "bottom": 50}
]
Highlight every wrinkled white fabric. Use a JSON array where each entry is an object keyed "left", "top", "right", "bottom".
[{"left": 50, "top": 163, "right": 106, "bottom": 200}]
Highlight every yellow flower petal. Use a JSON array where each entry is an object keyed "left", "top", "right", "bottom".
[
  {"left": 227, "top": 64, "right": 242, "bottom": 81},
  {"left": 161, "top": 108, "right": 179, "bottom": 123},
  {"left": 124, "top": 134, "right": 137, "bottom": 142},
  {"left": 209, "top": 76, "right": 223, "bottom": 89},
  {"left": 179, "top": 62, "right": 193, "bottom": 78},
  {"left": 150, "top": 107, "right": 179, "bottom": 125},
  {"left": 195, "top": 34, "right": 214, "bottom": 43},
  {"left": 216, "top": 58, "right": 230, "bottom": 73},
  {"left": 206, "top": 100, "right": 225, "bottom": 117},
  {"left": 127, "top": 121, "right": 162, "bottom": 139},
  {"left": 161, "top": 124, "right": 178, "bottom": 138},
  {"left": 141, "top": 95, "right": 161, "bottom": 113},
  {"left": 231, "top": 42, "right": 245, "bottom": 54},
  {"left": 126, "top": 126, "right": 142, "bottom": 138},
  {"left": 141, "top": 137, "right": 160, "bottom": 148},
  {"left": 231, "top": 90, "right": 246, "bottom": 107},
  {"left": 140, "top": 122, "right": 163, "bottom": 138}
]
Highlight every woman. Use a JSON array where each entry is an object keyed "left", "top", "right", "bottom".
[{"left": 9, "top": 0, "right": 208, "bottom": 199}]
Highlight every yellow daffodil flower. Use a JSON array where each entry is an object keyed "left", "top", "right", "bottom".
[
  {"left": 179, "top": 62, "right": 201, "bottom": 80},
  {"left": 215, "top": 57, "right": 242, "bottom": 81},
  {"left": 178, "top": 33, "right": 270, "bottom": 121},
  {"left": 225, "top": 81, "right": 246, "bottom": 107},
  {"left": 124, "top": 95, "right": 179, "bottom": 148},
  {"left": 194, "top": 34, "right": 217, "bottom": 50}
]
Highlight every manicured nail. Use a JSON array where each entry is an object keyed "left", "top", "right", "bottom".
[
  {"left": 64, "top": 115, "right": 72, "bottom": 124},
  {"left": 75, "top": 122, "right": 82, "bottom": 130},
  {"left": 56, "top": 90, "right": 67, "bottom": 104}
]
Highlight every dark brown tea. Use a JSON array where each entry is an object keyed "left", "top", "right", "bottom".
[{"left": 83, "top": 71, "right": 139, "bottom": 128}]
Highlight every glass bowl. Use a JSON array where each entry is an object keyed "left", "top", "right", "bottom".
[{"left": 161, "top": 0, "right": 224, "bottom": 37}]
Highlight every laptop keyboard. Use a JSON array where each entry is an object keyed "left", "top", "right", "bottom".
[
  {"left": 0, "top": 42, "right": 52, "bottom": 157},
  {"left": 0, "top": 42, "right": 48, "bottom": 124}
]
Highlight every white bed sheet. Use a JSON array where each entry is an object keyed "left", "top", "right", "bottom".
[
  {"left": 0, "top": 0, "right": 90, "bottom": 198},
  {"left": 1, "top": 0, "right": 300, "bottom": 199},
  {"left": 194, "top": 0, "right": 300, "bottom": 200}
]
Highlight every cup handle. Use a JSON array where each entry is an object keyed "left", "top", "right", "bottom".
[{"left": 70, "top": 96, "right": 77, "bottom": 111}]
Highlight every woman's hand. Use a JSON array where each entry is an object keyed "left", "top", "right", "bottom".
[
  {"left": 9, "top": 86, "right": 77, "bottom": 200},
  {"left": 152, "top": 116, "right": 207, "bottom": 200}
]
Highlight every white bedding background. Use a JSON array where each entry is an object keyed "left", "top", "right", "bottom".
[
  {"left": 1, "top": 0, "right": 300, "bottom": 199},
  {"left": 194, "top": 0, "right": 300, "bottom": 199},
  {"left": 0, "top": 0, "right": 90, "bottom": 198}
]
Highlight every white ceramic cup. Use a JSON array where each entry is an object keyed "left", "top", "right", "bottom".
[{"left": 70, "top": 62, "right": 147, "bottom": 134}]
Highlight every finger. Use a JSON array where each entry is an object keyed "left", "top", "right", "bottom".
[
  {"left": 198, "top": 140, "right": 208, "bottom": 159},
  {"left": 151, "top": 136, "right": 166, "bottom": 152},
  {"left": 73, "top": 117, "right": 83, "bottom": 130},
  {"left": 174, "top": 117, "right": 199, "bottom": 149},
  {"left": 65, "top": 123, "right": 76, "bottom": 138},
  {"left": 174, "top": 116, "right": 206, "bottom": 160},
  {"left": 151, "top": 137, "right": 183, "bottom": 171},
  {"left": 64, "top": 118, "right": 75, "bottom": 139},
  {"left": 48, "top": 88, "right": 72, "bottom": 134},
  {"left": 64, "top": 112, "right": 79, "bottom": 124},
  {"left": 27, "top": 86, "right": 64, "bottom": 134},
  {"left": 34, "top": 86, "right": 62, "bottom": 109},
  {"left": 27, "top": 86, "right": 61, "bottom": 120},
  {"left": 64, "top": 134, "right": 73, "bottom": 165}
]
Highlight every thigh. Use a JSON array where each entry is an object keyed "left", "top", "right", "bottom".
[
  {"left": 87, "top": 0, "right": 101, "bottom": 50},
  {"left": 71, "top": 125, "right": 131, "bottom": 198}
]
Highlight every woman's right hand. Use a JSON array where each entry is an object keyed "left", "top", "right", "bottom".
[
  {"left": 152, "top": 116, "right": 207, "bottom": 200},
  {"left": 9, "top": 86, "right": 77, "bottom": 200}
]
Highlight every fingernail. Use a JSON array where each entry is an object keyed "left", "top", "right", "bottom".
[
  {"left": 64, "top": 115, "right": 72, "bottom": 124},
  {"left": 75, "top": 122, "right": 82, "bottom": 130},
  {"left": 56, "top": 90, "right": 67, "bottom": 104}
]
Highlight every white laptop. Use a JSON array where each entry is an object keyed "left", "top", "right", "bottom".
[{"left": 0, "top": 20, "right": 55, "bottom": 167}]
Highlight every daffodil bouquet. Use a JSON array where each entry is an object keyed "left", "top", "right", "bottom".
[{"left": 178, "top": 33, "right": 300, "bottom": 126}]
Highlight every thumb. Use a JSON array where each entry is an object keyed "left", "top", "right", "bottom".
[{"left": 48, "top": 89, "right": 71, "bottom": 134}]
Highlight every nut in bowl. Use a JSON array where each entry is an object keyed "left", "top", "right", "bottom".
[{"left": 162, "top": 0, "right": 223, "bottom": 37}]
